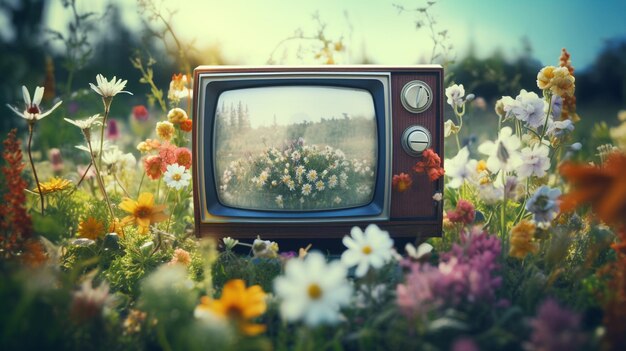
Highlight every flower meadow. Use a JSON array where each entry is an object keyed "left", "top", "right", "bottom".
[{"left": 2, "top": 45, "right": 626, "bottom": 351}]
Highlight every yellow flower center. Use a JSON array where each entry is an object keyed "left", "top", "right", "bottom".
[
  {"left": 173, "top": 174, "right": 181, "bottom": 181},
  {"left": 362, "top": 245, "right": 373, "bottom": 255},
  {"left": 307, "top": 284, "right": 323, "bottom": 300}
]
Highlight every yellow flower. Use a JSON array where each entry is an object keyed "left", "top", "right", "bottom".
[
  {"left": 509, "top": 220, "right": 538, "bottom": 259},
  {"left": 77, "top": 217, "right": 105, "bottom": 240},
  {"left": 34, "top": 177, "right": 72, "bottom": 194},
  {"left": 195, "top": 279, "right": 267, "bottom": 336},
  {"left": 167, "top": 107, "right": 188, "bottom": 124},
  {"left": 119, "top": 192, "right": 168, "bottom": 234},
  {"left": 156, "top": 121, "right": 175, "bottom": 141},
  {"left": 537, "top": 66, "right": 575, "bottom": 97},
  {"left": 610, "top": 122, "right": 626, "bottom": 149},
  {"left": 476, "top": 160, "right": 488, "bottom": 173}
]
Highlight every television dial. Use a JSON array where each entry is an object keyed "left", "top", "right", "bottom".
[
  {"left": 400, "top": 80, "right": 433, "bottom": 113},
  {"left": 401, "top": 125, "right": 432, "bottom": 156}
]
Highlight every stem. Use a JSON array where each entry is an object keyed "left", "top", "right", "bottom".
[
  {"left": 113, "top": 173, "right": 131, "bottom": 197},
  {"left": 500, "top": 171, "right": 508, "bottom": 254},
  {"left": 137, "top": 171, "right": 146, "bottom": 197},
  {"left": 538, "top": 93, "right": 553, "bottom": 144},
  {"left": 156, "top": 323, "right": 173, "bottom": 351},
  {"left": 166, "top": 191, "right": 177, "bottom": 233},
  {"left": 27, "top": 123, "right": 45, "bottom": 215},
  {"left": 76, "top": 161, "right": 92, "bottom": 188},
  {"left": 87, "top": 137, "right": 115, "bottom": 219},
  {"left": 98, "top": 98, "right": 112, "bottom": 168},
  {"left": 156, "top": 177, "right": 162, "bottom": 202}
]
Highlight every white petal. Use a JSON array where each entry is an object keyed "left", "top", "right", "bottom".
[
  {"left": 6, "top": 104, "right": 25, "bottom": 118},
  {"left": 37, "top": 100, "right": 62, "bottom": 120},
  {"left": 32, "top": 86, "right": 44, "bottom": 106},
  {"left": 89, "top": 83, "right": 102, "bottom": 96},
  {"left": 22, "top": 86, "right": 31, "bottom": 106},
  {"left": 355, "top": 261, "right": 369, "bottom": 277},
  {"left": 341, "top": 249, "right": 361, "bottom": 266}
]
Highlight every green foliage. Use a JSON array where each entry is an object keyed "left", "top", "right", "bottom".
[{"left": 212, "top": 251, "right": 282, "bottom": 295}]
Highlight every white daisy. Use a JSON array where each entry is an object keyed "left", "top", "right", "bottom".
[
  {"left": 328, "top": 175, "right": 338, "bottom": 188},
  {"left": 341, "top": 224, "right": 394, "bottom": 277},
  {"left": 477, "top": 126, "right": 522, "bottom": 173},
  {"left": 287, "top": 180, "right": 296, "bottom": 191},
  {"left": 315, "top": 180, "right": 325, "bottom": 191},
  {"left": 7, "top": 85, "right": 62, "bottom": 121},
  {"left": 302, "top": 184, "right": 312, "bottom": 196},
  {"left": 306, "top": 169, "right": 318, "bottom": 182},
  {"left": 273, "top": 252, "right": 352, "bottom": 326},
  {"left": 445, "top": 146, "right": 478, "bottom": 189},
  {"left": 89, "top": 74, "right": 132, "bottom": 98},
  {"left": 275, "top": 195, "right": 284, "bottom": 208},
  {"left": 64, "top": 114, "right": 102, "bottom": 131},
  {"left": 164, "top": 163, "right": 191, "bottom": 190}
]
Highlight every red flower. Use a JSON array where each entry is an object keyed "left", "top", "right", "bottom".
[
  {"left": 132, "top": 105, "right": 149, "bottom": 121},
  {"left": 413, "top": 149, "right": 445, "bottom": 181},
  {"left": 175, "top": 147, "right": 192, "bottom": 169},
  {"left": 447, "top": 199, "right": 476, "bottom": 225},
  {"left": 392, "top": 172, "right": 413, "bottom": 192},
  {"left": 158, "top": 142, "right": 177, "bottom": 165}
]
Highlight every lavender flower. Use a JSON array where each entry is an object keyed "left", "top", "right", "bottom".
[
  {"left": 526, "top": 186, "right": 561, "bottom": 228},
  {"left": 549, "top": 94, "right": 563, "bottom": 118},
  {"left": 524, "top": 299, "right": 586, "bottom": 351}
]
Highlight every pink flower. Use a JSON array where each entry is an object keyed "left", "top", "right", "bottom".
[
  {"left": 158, "top": 142, "right": 177, "bottom": 165},
  {"left": 144, "top": 155, "right": 165, "bottom": 180},
  {"left": 48, "top": 148, "right": 63, "bottom": 173},
  {"left": 169, "top": 248, "right": 192, "bottom": 266},
  {"left": 447, "top": 199, "right": 476, "bottom": 225}
]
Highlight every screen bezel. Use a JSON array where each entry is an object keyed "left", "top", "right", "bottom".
[{"left": 196, "top": 72, "right": 392, "bottom": 223}]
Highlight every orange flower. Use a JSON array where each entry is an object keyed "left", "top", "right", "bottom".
[
  {"left": 195, "top": 279, "right": 267, "bottom": 336},
  {"left": 509, "top": 220, "right": 538, "bottom": 259},
  {"left": 560, "top": 152, "right": 626, "bottom": 226},
  {"left": 413, "top": 149, "right": 445, "bottom": 181},
  {"left": 119, "top": 192, "right": 168, "bottom": 234},
  {"left": 175, "top": 147, "right": 192, "bottom": 169},
  {"left": 392, "top": 173, "right": 413, "bottom": 192},
  {"left": 180, "top": 119, "right": 192, "bottom": 132},
  {"left": 77, "top": 217, "right": 105, "bottom": 240},
  {"left": 143, "top": 155, "right": 165, "bottom": 180}
]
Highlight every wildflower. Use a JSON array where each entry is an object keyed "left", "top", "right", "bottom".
[
  {"left": 223, "top": 237, "right": 239, "bottom": 250},
  {"left": 6, "top": 85, "right": 62, "bottom": 122},
  {"left": 328, "top": 174, "right": 338, "bottom": 188},
  {"left": 432, "top": 192, "right": 443, "bottom": 201},
  {"left": 445, "top": 84, "right": 465, "bottom": 108},
  {"left": 89, "top": 74, "right": 132, "bottom": 98},
  {"left": 518, "top": 144, "right": 550, "bottom": 179},
  {"left": 445, "top": 147, "right": 478, "bottom": 188},
  {"left": 252, "top": 237, "right": 279, "bottom": 258},
  {"left": 315, "top": 180, "right": 325, "bottom": 191},
  {"left": 525, "top": 299, "right": 586, "bottom": 351},
  {"left": 405, "top": 242, "right": 433, "bottom": 260},
  {"left": 175, "top": 147, "right": 192, "bottom": 169},
  {"left": 275, "top": 195, "right": 284, "bottom": 208},
  {"left": 526, "top": 185, "right": 561, "bottom": 228},
  {"left": 396, "top": 262, "right": 440, "bottom": 318},
  {"left": 156, "top": 121, "right": 175, "bottom": 141},
  {"left": 509, "top": 220, "right": 538, "bottom": 259},
  {"left": 167, "top": 107, "right": 188, "bottom": 125},
  {"left": 132, "top": 105, "right": 149, "bottom": 121},
  {"left": 507, "top": 90, "right": 546, "bottom": 128},
  {"left": 123, "top": 309, "right": 147, "bottom": 335},
  {"left": 48, "top": 148, "right": 63, "bottom": 173},
  {"left": 548, "top": 118, "right": 574, "bottom": 138},
  {"left": 392, "top": 172, "right": 413, "bottom": 192},
  {"left": 537, "top": 66, "right": 575, "bottom": 97},
  {"left": 274, "top": 252, "right": 352, "bottom": 326},
  {"left": 196, "top": 279, "right": 266, "bottom": 335},
  {"left": 164, "top": 163, "right": 191, "bottom": 190},
  {"left": 70, "top": 277, "right": 115, "bottom": 323},
  {"left": 478, "top": 126, "right": 522, "bottom": 173},
  {"left": 446, "top": 199, "right": 476, "bottom": 225},
  {"left": 168, "top": 73, "right": 191, "bottom": 102},
  {"left": 302, "top": 183, "right": 312, "bottom": 196},
  {"left": 144, "top": 155, "right": 165, "bottom": 180},
  {"left": 75, "top": 138, "right": 112, "bottom": 158},
  {"left": 33, "top": 177, "right": 72, "bottom": 194},
  {"left": 452, "top": 338, "right": 480, "bottom": 351},
  {"left": 77, "top": 217, "right": 105, "bottom": 240},
  {"left": 137, "top": 138, "right": 161, "bottom": 153},
  {"left": 106, "top": 119, "right": 120, "bottom": 140},
  {"left": 413, "top": 148, "right": 445, "bottom": 181},
  {"left": 169, "top": 248, "right": 192, "bottom": 266},
  {"left": 119, "top": 192, "right": 168, "bottom": 234},
  {"left": 560, "top": 152, "right": 626, "bottom": 225},
  {"left": 180, "top": 118, "right": 193, "bottom": 132},
  {"left": 341, "top": 224, "right": 394, "bottom": 277},
  {"left": 444, "top": 119, "right": 460, "bottom": 137},
  {"left": 306, "top": 169, "right": 318, "bottom": 182}
]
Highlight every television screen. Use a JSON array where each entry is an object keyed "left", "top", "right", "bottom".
[{"left": 214, "top": 86, "right": 378, "bottom": 211}]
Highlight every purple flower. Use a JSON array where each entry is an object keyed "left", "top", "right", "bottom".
[
  {"left": 524, "top": 299, "right": 586, "bottom": 351},
  {"left": 526, "top": 186, "right": 561, "bottom": 228},
  {"left": 106, "top": 119, "right": 120, "bottom": 140},
  {"left": 452, "top": 337, "right": 479, "bottom": 351}
]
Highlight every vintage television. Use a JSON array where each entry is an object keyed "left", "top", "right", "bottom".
[{"left": 192, "top": 66, "right": 443, "bottom": 247}]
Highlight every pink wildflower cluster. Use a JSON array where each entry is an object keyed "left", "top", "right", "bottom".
[
  {"left": 143, "top": 142, "right": 192, "bottom": 180},
  {"left": 446, "top": 199, "right": 476, "bottom": 225},
  {"left": 397, "top": 227, "right": 502, "bottom": 318}
]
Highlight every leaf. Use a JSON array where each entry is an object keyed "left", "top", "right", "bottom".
[{"left": 427, "top": 317, "right": 469, "bottom": 332}]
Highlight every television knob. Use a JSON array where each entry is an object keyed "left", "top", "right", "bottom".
[
  {"left": 401, "top": 125, "right": 432, "bottom": 156},
  {"left": 400, "top": 80, "right": 433, "bottom": 113}
]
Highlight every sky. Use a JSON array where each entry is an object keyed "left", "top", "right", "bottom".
[
  {"left": 38, "top": 0, "right": 626, "bottom": 69},
  {"left": 218, "top": 86, "right": 375, "bottom": 128}
]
